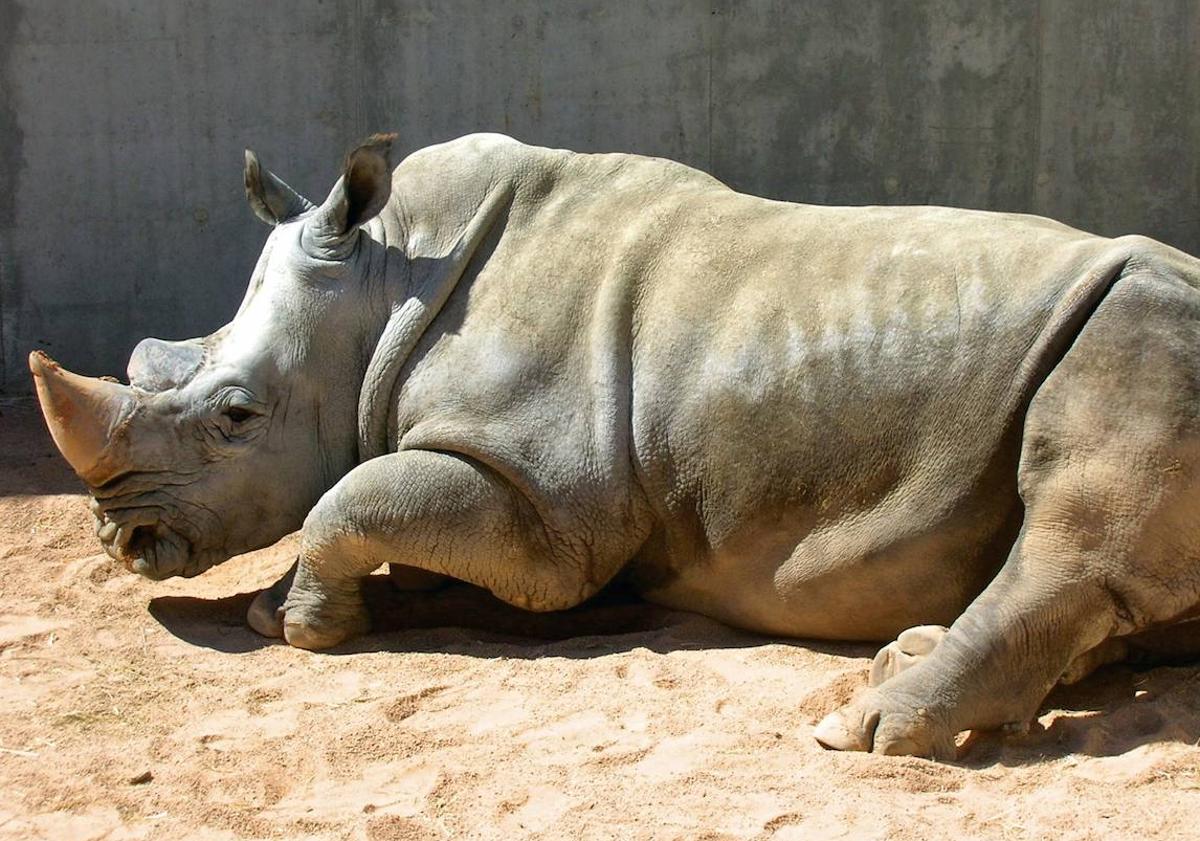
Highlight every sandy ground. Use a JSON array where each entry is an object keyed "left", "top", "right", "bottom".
[{"left": 3, "top": 397, "right": 1200, "bottom": 841}]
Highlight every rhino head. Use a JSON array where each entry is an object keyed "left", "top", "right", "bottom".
[{"left": 30, "top": 134, "right": 397, "bottom": 579}]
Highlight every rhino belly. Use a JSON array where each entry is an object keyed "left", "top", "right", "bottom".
[{"left": 630, "top": 475, "right": 1021, "bottom": 642}]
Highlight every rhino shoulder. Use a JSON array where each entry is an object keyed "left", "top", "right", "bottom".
[{"left": 397, "top": 133, "right": 547, "bottom": 182}]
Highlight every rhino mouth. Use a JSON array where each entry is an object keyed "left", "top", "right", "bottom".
[{"left": 92, "top": 498, "right": 213, "bottom": 580}]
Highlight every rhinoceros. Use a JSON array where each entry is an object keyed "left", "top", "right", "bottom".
[{"left": 29, "top": 133, "right": 1200, "bottom": 758}]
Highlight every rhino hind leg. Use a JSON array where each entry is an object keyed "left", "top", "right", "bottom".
[
  {"left": 816, "top": 271, "right": 1200, "bottom": 758},
  {"left": 813, "top": 528, "right": 1106, "bottom": 758},
  {"left": 870, "top": 624, "right": 1128, "bottom": 688},
  {"left": 270, "top": 449, "right": 603, "bottom": 650}
]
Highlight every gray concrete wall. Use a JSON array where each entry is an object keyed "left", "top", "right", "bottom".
[{"left": 2, "top": 0, "right": 1198, "bottom": 391}]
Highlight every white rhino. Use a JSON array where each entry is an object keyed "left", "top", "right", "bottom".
[{"left": 30, "top": 133, "right": 1200, "bottom": 758}]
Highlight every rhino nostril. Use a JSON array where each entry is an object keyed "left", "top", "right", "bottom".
[{"left": 128, "top": 525, "right": 157, "bottom": 557}]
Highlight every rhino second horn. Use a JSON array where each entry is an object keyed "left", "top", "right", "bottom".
[{"left": 28, "top": 351, "right": 136, "bottom": 484}]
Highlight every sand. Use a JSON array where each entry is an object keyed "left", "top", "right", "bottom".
[{"left": 2, "top": 395, "right": 1200, "bottom": 840}]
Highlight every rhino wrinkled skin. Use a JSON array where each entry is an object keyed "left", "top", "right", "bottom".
[{"left": 30, "top": 133, "right": 1200, "bottom": 758}]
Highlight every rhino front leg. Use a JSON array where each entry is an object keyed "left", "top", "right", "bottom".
[{"left": 270, "top": 449, "right": 597, "bottom": 650}]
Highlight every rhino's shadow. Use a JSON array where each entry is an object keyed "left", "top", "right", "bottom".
[
  {"left": 147, "top": 573, "right": 868, "bottom": 659},
  {"left": 147, "top": 575, "right": 1200, "bottom": 762}
]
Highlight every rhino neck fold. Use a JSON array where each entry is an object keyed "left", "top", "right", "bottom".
[{"left": 356, "top": 185, "right": 515, "bottom": 461}]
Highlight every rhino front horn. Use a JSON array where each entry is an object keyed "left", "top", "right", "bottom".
[{"left": 29, "top": 351, "right": 136, "bottom": 484}]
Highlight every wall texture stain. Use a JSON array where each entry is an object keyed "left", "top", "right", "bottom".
[
  {"left": 1, "top": 0, "right": 1198, "bottom": 392},
  {"left": 0, "top": 0, "right": 26, "bottom": 389},
  {"left": 0, "top": 0, "right": 20, "bottom": 230}
]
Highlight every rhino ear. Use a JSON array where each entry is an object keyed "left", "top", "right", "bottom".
[
  {"left": 244, "top": 150, "right": 316, "bottom": 226},
  {"left": 304, "top": 133, "right": 396, "bottom": 258}
]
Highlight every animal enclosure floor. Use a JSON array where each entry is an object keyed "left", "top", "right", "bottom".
[{"left": 2, "top": 397, "right": 1200, "bottom": 841}]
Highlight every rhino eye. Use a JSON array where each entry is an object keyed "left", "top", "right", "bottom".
[{"left": 224, "top": 406, "right": 255, "bottom": 424}]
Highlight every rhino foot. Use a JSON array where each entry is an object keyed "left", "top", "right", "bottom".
[
  {"left": 245, "top": 560, "right": 369, "bottom": 650},
  {"left": 276, "top": 560, "right": 371, "bottom": 651},
  {"left": 281, "top": 605, "right": 370, "bottom": 650},
  {"left": 813, "top": 686, "right": 959, "bottom": 759},
  {"left": 868, "top": 625, "right": 949, "bottom": 687}
]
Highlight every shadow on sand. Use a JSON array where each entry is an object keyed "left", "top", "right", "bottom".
[
  {"left": 148, "top": 574, "right": 875, "bottom": 660},
  {"left": 956, "top": 662, "right": 1200, "bottom": 766}
]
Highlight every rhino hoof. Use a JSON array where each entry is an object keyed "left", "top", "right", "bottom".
[
  {"left": 814, "top": 691, "right": 956, "bottom": 759},
  {"left": 246, "top": 561, "right": 297, "bottom": 640},
  {"left": 247, "top": 589, "right": 285, "bottom": 638},
  {"left": 283, "top": 618, "right": 360, "bottom": 651},
  {"left": 813, "top": 709, "right": 874, "bottom": 752},
  {"left": 278, "top": 599, "right": 370, "bottom": 651}
]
